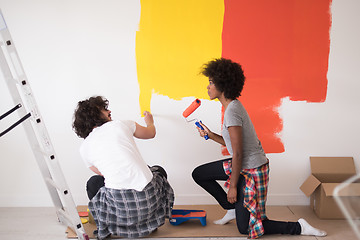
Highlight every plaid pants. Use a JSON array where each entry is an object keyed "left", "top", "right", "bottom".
[{"left": 88, "top": 172, "right": 174, "bottom": 239}]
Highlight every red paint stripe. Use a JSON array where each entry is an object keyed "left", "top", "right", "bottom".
[{"left": 221, "top": 0, "right": 332, "bottom": 153}]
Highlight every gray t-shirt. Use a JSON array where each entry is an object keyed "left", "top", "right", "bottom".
[{"left": 222, "top": 100, "right": 268, "bottom": 169}]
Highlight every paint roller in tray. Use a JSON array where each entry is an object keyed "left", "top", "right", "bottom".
[{"left": 182, "top": 99, "right": 209, "bottom": 140}]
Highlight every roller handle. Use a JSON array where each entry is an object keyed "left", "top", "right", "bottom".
[{"left": 195, "top": 121, "right": 209, "bottom": 140}]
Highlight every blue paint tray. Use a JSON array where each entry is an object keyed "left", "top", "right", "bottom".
[{"left": 169, "top": 209, "right": 207, "bottom": 226}]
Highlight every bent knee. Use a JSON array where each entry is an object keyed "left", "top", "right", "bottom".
[
  {"left": 86, "top": 175, "right": 104, "bottom": 189},
  {"left": 192, "top": 166, "right": 202, "bottom": 182},
  {"left": 151, "top": 165, "right": 167, "bottom": 179},
  {"left": 237, "top": 223, "right": 249, "bottom": 235}
]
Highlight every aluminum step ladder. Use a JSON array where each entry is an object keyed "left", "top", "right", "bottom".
[{"left": 0, "top": 10, "right": 89, "bottom": 240}]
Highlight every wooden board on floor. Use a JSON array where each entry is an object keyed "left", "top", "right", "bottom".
[
  {"left": 66, "top": 205, "right": 298, "bottom": 239},
  {"left": 288, "top": 206, "right": 357, "bottom": 240}
]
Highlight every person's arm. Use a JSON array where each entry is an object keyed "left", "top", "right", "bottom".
[
  {"left": 89, "top": 165, "right": 103, "bottom": 176},
  {"left": 197, "top": 121, "right": 226, "bottom": 145},
  {"left": 226, "top": 126, "right": 243, "bottom": 204},
  {"left": 134, "top": 111, "right": 156, "bottom": 139}
]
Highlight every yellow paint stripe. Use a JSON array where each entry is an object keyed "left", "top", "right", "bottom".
[{"left": 136, "top": 0, "right": 224, "bottom": 112}]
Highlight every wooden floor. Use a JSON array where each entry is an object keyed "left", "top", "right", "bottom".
[{"left": 0, "top": 205, "right": 357, "bottom": 240}]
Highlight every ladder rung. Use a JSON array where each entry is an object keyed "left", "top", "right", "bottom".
[
  {"left": 32, "top": 146, "right": 54, "bottom": 159},
  {"left": 45, "top": 178, "right": 70, "bottom": 196},
  {"left": 57, "top": 208, "right": 75, "bottom": 226},
  {"left": 0, "top": 112, "right": 31, "bottom": 137},
  {"left": 45, "top": 177, "right": 62, "bottom": 192},
  {"left": 57, "top": 208, "right": 88, "bottom": 239},
  {"left": 0, "top": 103, "right": 21, "bottom": 120}
]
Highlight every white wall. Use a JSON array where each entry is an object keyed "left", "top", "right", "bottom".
[{"left": 0, "top": 0, "right": 359, "bottom": 207}]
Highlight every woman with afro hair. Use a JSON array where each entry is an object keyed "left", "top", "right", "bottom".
[{"left": 192, "top": 58, "right": 326, "bottom": 239}]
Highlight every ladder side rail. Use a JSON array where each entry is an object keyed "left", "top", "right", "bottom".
[
  {"left": 0, "top": 11, "right": 88, "bottom": 240},
  {"left": 2, "top": 37, "right": 87, "bottom": 239},
  {"left": 0, "top": 45, "right": 64, "bottom": 210},
  {"left": 0, "top": 29, "right": 87, "bottom": 240}
]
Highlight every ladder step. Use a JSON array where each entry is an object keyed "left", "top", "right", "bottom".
[
  {"left": 32, "top": 146, "right": 54, "bottom": 159},
  {"left": 45, "top": 177, "right": 71, "bottom": 196},
  {"left": 57, "top": 208, "right": 89, "bottom": 239},
  {"left": 45, "top": 177, "right": 62, "bottom": 192},
  {"left": 0, "top": 103, "right": 21, "bottom": 120},
  {"left": 57, "top": 208, "right": 76, "bottom": 226},
  {"left": 0, "top": 112, "right": 31, "bottom": 137}
]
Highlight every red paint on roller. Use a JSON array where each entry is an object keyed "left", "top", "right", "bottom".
[{"left": 182, "top": 99, "right": 201, "bottom": 118}]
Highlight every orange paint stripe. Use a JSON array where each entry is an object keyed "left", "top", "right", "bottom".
[{"left": 221, "top": 0, "right": 332, "bottom": 153}]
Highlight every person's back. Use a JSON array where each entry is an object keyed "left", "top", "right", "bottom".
[{"left": 80, "top": 120, "right": 152, "bottom": 191}]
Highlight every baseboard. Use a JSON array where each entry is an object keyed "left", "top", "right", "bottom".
[{"left": 266, "top": 194, "right": 310, "bottom": 205}]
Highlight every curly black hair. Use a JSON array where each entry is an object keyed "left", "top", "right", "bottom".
[
  {"left": 72, "top": 96, "right": 109, "bottom": 139},
  {"left": 201, "top": 58, "right": 245, "bottom": 100}
]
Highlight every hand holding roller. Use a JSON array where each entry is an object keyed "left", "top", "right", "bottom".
[
  {"left": 182, "top": 99, "right": 209, "bottom": 140},
  {"left": 195, "top": 121, "right": 209, "bottom": 140}
]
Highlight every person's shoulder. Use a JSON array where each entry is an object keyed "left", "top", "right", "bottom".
[
  {"left": 226, "top": 100, "right": 241, "bottom": 113},
  {"left": 92, "top": 120, "right": 121, "bottom": 132},
  {"left": 225, "top": 100, "right": 245, "bottom": 120},
  {"left": 105, "top": 119, "right": 133, "bottom": 127},
  {"left": 105, "top": 119, "right": 129, "bottom": 125},
  {"left": 230, "top": 99, "right": 246, "bottom": 112},
  {"left": 118, "top": 119, "right": 135, "bottom": 126},
  {"left": 114, "top": 119, "right": 136, "bottom": 132},
  {"left": 230, "top": 99, "right": 243, "bottom": 107}
]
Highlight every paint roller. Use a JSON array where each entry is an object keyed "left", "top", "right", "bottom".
[{"left": 182, "top": 99, "right": 209, "bottom": 140}]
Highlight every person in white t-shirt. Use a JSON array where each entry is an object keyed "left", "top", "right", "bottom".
[{"left": 72, "top": 96, "right": 173, "bottom": 239}]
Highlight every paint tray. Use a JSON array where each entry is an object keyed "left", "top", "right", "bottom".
[{"left": 169, "top": 209, "right": 207, "bottom": 226}]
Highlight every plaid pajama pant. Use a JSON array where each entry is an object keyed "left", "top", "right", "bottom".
[
  {"left": 88, "top": 172, "right": 174, "bottom": 239},
  {"left": 224, "top": 160, "right": 269, "bottom": 239}
]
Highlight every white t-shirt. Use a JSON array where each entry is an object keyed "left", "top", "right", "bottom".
[{"left": 80, "top": 120, "right": 153, "bottom": 191}]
